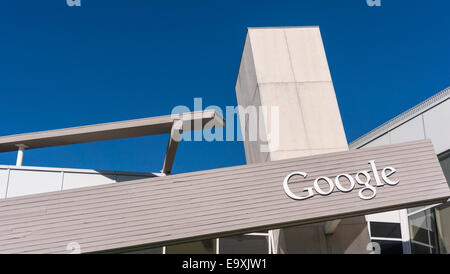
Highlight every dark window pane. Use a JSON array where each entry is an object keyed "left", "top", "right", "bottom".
[
  {"left": 429, "top": 229, "right": 437, "bottom": 247},
  {"left": 123, "top": 247, "right": 163, "bottom": 254},
  {"left": 166, "top": 239, "right": 216, "bottom": 254},
  {"left": 370, "top": 222, "right": 401, "bottom": 238},
  {"left": 219, "top": 235, "right": 268, "bottom": 254},
  {"left": 411, "top": 242, "right": 432, "bottom": 254},
  {"left": 410, "top": 225, "right": 430, "bottom": 244},
  {"left": 372, "top": 240, "right": 403, "bottom": 254},
  {"left": 408, "top": 207, "right": 439, "bottom": 251}
]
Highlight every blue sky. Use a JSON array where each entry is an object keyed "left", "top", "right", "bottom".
[{"left": 0, "top": 0, "right": 448, "bottom": 174}]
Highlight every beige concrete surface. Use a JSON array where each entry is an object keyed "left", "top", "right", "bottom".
[{"left": 235, "top": 26, "right": 371, "bottom": 253}]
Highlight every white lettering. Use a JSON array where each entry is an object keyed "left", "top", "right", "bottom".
[
  {"left": 283, "top": 160, "right": 399, "bottom": 201},
  {"left": 282, "top": 172, "right": 313, "bottom": 200},
  {"left": 369, "top": 160, "right": 384, "bottom": 187},
  {"left": 382, "top": 166, "right": 399, "bottom": 185},
  {"left": 313, "top": 176, "right": 334, "bottom": 195},
  {"left": 335, "top": 173, "right": 356, "bottom": 192},
  {"left": 355, "top": 170, "right": 377, "bottom": 200}
]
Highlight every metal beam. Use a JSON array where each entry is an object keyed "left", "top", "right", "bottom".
[
  {"left": 161, "top": 120, "right": 183, "bottom": 175},
  {"left": 0, "top": 110, "right": 224, "bottom": 153},
  {"left": 15, "top": 144, "right": 27, "bottom": 166}
]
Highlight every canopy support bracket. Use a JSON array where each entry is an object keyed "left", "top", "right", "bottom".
[
  {"left": 324, "top": 219, "right": 342, "bottom": 235},
  {"left": 161, "top": 120, "right": 183, "bottom": 175}
]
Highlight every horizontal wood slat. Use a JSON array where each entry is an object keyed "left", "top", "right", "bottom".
[{"left": 0, "top": 140, "right": 448, "bottom": 253}]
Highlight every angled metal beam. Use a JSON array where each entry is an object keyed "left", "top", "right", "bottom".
[{"left": 161, "top": 120, "right": 183, "bottom": 175}]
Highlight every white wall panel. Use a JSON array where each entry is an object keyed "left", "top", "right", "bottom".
[
  {"left": 423, "top": 99, "right": 450, "bottom": 154},
  {"left": 390, "top": 115, "right": 425, "bottom": 144},
  {"left": 7, "top": 169, "right": 62, "bottom": 198},
  {"left": 62, "top": 173, "right": 115, "bottom": 190},
  {"left": 0, "top": 168, "right": 9, "bottom": 198},
  {"left": 362, "top": 133, "right": 390, "bottom": 148},
  {"left": 365, "top": 210, "right": 401, "bottom": 223},
  {"left": 115, "top": 175, "right": 152, "bottom": 183},
  {"left": 0, "top": 165, "right": 158, "bottom": 199}
]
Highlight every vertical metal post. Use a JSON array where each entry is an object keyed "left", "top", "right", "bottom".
[
  {"left": 269, "top": 230, "right": 276, "bottom": 254},
  {"left": 15, "top": 144, "right": 27, "bottom": 167},
  {"left": 216, "top": 238, "right": 220, "bottom": 254},
  {"left": 399, "top": 209, "right": 412, "bottom": 254}
]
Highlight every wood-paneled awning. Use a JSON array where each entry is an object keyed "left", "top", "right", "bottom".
[{"left": 0, "top": 140, "right": 448, "bottom": 253}]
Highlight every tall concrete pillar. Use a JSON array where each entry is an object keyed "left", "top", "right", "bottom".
[{"left": 235, "top": 26, "right": 371, "bottom": 253}]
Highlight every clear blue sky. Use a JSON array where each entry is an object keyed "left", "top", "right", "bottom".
[{"left": 0, "top": 0, "right": 448, "bottom": 173}]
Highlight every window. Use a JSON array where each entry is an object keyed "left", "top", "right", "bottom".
[
  {"left": 434, "top": 203, "right": 450, "bottom": 254},
  {"left": 367, "top": 221, "right": 403, "bottom": 254},
  {"left": 432, "top": 150, "right": 450, "bottom": 254},
  {"left": 123, "top": 247, "right": 163, "bottom": 254},
  {"left": 218, "top": 233, "right": 271, "bottom": 254},
  {"left": 371, "top": 240, "right": 403, "bottom": 254},
  {"left": 370, "top": 222, "right": 401, "bottom": 238},
  {"left": 121, "top": 230, "right": 274, "bottom": 254},
  {"left": 165, "top": 239, "right": 216, "bottom": 254},
  {"left": 408, "top": 207, "right": 439, "bottom": 254}
]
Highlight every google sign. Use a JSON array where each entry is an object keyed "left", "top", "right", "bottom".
[{"left": 283, "top": 160, "right": 399, "bottom": 200}]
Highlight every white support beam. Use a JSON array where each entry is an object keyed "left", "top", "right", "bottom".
[
  {"left": 15, "top": 144, "right": 27, "bottom": 167},
  {"left": 324, "top": 219, "right": 342, "bottom": 235},
  {"left": 399, "top": 209, "right": 412, "bottom": 254},
  {"left": 161, "top": 120, "right": 183, "bottom": 175},
  {"left": 0, "top": 110, "right": 224, "bottom": 153}
]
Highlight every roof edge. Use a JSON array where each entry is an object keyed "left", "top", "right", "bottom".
[{"left": 349, "top": 86, "right": 450, "bottom": 149}]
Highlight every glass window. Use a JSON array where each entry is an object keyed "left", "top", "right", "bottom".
[
  {"left": 408, "top": 208, "right": 439, "bottom": 254},
  {"left": 166, "top": 239, "right": 216, "bottom": 254},
  {"left": 408, "top": 206, "right": 425, "bottom": 214},
  {"left": 370, "top": 222, "right": 401, "bottom": 238},
  {"left": 372, "top": 240, "right": 403, "bottom": 254},
  {"left": 411, "top": 242, "right": 436, "bottom": 254},
  {"left": 410, "top": 223, "right": 431, "bottom": 244},
  {"left": 123, "top": 247, "right": 163, "bottom": 254},
  {"left": 435, "top": 203, "right": 450, "bottom": 254},
  {"left": 219, "top": 234, "right": 269, "bottom": 254}
]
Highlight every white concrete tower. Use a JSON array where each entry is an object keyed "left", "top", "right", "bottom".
[{"left": 235, "top": 26, "right": 371, "bottom": 253}]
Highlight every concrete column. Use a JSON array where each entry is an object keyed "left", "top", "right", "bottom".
[{"left": 235, "top": 26, "right": 371, "bottom": 253}]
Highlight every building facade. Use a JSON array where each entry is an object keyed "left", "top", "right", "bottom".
[
  {"left": 0, "top": 27, "right": 448, "bottom": 254},
  {"left": 352, "top": 87, "right": 450, "bottom": 254}
]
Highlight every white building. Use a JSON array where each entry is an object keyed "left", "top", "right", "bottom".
[{"left": 0, "top": 27, "right": 448, "bottom": 254}]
